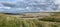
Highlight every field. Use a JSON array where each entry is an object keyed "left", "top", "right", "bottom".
[{"left": 0, "top": 12, "right": 60, "bottom": 27}]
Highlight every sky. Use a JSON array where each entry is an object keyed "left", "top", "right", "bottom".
[
  {"left": 0, "top": 0, "right": 60, "bottom": 4},
  {"left": 0, "top": 0, "right": 16, "bottom": 2},
  {"left": 0, "top": 0, "right": 60, "bottom": 13},
  {"left": 0, "top": 0, "right": 59, "bottom": 4},
  {"left": 55, "top": 0, "right": 60, "bottom": 4}
]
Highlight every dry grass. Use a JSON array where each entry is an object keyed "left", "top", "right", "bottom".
[{"left": 0, "top": 12, "right": 60, "bottom": 27}]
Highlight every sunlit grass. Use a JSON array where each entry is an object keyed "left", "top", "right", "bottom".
[{"left": 0, "top": 12, "right": 60, "bottom": 27}]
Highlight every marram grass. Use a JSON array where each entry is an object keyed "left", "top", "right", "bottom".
[
  {"left": 0, "top": 17, "right": 60, "bottom": 27},
  {"left": 0, "top": 13, "right": 60, "bottom": 27}
]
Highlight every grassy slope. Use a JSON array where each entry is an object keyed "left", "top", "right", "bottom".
[{"left": 0, "top": 12, "right": 60, "bottom": 27}]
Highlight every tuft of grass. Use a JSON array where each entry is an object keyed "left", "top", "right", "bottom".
[{"left": 0, "top": 13, "right": 60, "bottom": 27}]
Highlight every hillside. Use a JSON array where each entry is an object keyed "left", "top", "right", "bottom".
[{"left": 0, "top": 12, "right": 60, "bottom": 27}]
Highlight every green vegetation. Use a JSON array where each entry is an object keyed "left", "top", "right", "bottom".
[
  {"left": 0, "top": 12, "right": 60, "bottom": 27},
  {"left": 39, "top": 17, "right": 60, "bottom": 22}
]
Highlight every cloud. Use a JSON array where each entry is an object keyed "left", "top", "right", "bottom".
[
  {"left": 1, "top": 2, "right": 16, "bottom": 7},
  {"left": 55, "top": 0, "right": 60, "bottom": 4},
  {"left": 0, "top": 0, "right": 59, "bottom": 13}
]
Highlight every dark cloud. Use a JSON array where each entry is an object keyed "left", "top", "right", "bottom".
[
  {"left": 1, "top": 2, "right": 16, "bottom": 7},
  {"left": 0, "top": 0, "right": 59, "bottom": 13}
]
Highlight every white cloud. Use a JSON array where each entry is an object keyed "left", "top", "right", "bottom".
[
  {"left": 0, "top": 0, "right": 60, "bottom": 13},
  {"left": 0, "top": 7, "right": 11, "bottom": 9},
  {"left": 55, "top": 0, "right": 60, "bottom": 4}
]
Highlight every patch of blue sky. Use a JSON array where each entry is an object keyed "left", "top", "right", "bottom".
[
  {"left": 0, "top": 0, "right": 60, "bottom": 13},
  {"left": 0, "top": 0, "right": 17, "bottom": 2}
]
